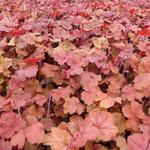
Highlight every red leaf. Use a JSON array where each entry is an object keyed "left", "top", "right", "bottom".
[
  {"left": 12, "top": 29, "right": 26, "bottom": 37},
  {"left": 137, "top": 28, "right": 150, "bottom": 36},
  {"left": 24, "top": 56, "right": 45, "bottom": 64},
  {"left": 129, "top": 9, "right": 137, "bottom": 16}
]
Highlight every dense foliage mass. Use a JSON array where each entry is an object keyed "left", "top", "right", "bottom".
[{"left": 0, "top": 0, "right": 150, "bottom": 149}]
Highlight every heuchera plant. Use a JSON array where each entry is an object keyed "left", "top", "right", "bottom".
[{"left": 0, "top": 0, "right": 150, "bottom": 150}]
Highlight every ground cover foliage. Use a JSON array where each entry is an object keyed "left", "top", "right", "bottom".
[{"left": 0, "top": 0, "right": 150, "bottom": 150}]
